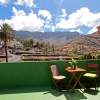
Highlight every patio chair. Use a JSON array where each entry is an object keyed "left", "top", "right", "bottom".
[
  {"left": 83, "top": 63, "right": 99, "bottom": 90},
  {"left": 50, "top": 65, "right": 66, "bottom": 91}
]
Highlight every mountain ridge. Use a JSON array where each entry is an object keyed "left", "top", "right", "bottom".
[{"left": 15, "top": 31, "right": 80, "bottom": 45}]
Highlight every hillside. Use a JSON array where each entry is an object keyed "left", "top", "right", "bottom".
[
  {"left": 62, "top": 32, "right": 100, "bottom": 55},
  {"left": 15, "top": 30, "right": 100, "bottom": 55},
  {"left": 15, "top": 31, "right": 80, "bottom": 45}
]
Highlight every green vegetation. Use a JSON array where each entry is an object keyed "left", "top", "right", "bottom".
[
  {"left": 79, "top": 53, "right": 100, "bottom": 60},
  {"left": 21, "top": 39, "right": 34, "bottom": 50},
  {"left": 0, "top": 23, "right": 14, "bottom": 62},
  {"left": 96, "top": 54, "right": 100, "bottom": 59},
  {"left": 20, "top": 39, "right": 56, "bottom": 55},
  {"left": 68, "top": 58, "right": 78, "bottom": 69}
]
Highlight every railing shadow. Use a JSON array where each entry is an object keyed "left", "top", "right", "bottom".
[
  {"left": 43, "top": 89, "right": 87, "bottom": 100},
  {"left": 0, "top": 87, "right": 49, "bottom": 95}
]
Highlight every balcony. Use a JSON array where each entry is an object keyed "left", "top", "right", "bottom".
[{"left": 0, "top": 59, "right": 100, "bottom": 100}]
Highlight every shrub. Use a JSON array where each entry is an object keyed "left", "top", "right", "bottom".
[
  {"left": 96, "top": 54, "right": 100, "bottom": 59},
  {"left": 80, "top": 53, "right": 95, "bottom": 59}
]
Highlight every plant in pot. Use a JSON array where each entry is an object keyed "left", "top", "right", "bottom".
[{"left": 68, "top": 58, "right": 78, "bottom": 70}]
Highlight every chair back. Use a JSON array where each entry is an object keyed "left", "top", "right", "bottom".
[
  {"left": 50, "top": 65, "right": 59, "bottom": 76},
  {"left": 88, "top": 63, "right": 99, "bottom": 75}
]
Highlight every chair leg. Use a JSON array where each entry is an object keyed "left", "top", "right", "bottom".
[
  {"left": 95, "top": 78, "right": 98, "bottom": 90},
  {"left": 53, "top": 79, "right": 65, "bottom": 91},
  {"left": 53, "top": 80, "right": 59, "bottom": 90}
]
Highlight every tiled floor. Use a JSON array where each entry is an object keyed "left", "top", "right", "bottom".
[{"left": 0, "top": 87, "right": 99, "bottom": 100}]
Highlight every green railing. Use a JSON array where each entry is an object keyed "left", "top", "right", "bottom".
[{"left": 0, "top": 60, "right": 100, "bottom": 88}]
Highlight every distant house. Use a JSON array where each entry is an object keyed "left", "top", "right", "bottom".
[
  {"left": 8, "top": 39, "right": 23, "bottom": 50},
  {"left": 0, "top": 41, "right": 5, "bottom": 54}
]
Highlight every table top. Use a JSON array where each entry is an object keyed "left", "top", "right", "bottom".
[{"left": 65, "top": 67, "right": 86, "bottom": 73}]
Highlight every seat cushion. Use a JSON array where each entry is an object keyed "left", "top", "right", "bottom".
[
  {"left": 83, "top": 73, "right": 97, "bottom": 78},
  {"left": 53, "top": 75, "right": 66, "bottom": 80}
]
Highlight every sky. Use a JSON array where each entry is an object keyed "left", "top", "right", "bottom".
[{"left": 0, "top": 0, "right": 100, "bottom": 34}]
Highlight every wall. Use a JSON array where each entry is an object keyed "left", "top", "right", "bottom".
[{"left": 0, "top": 60, "right": 100, "bottom": 88}]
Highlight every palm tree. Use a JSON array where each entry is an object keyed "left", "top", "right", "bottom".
[{"left": 0, "top": 23, "right": 14, "bottom": 62}]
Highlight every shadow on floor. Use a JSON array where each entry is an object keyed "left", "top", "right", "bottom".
[
  {"left": 0, "top": 87, "right": 99, "bottom": 100},
  {"left": 0, "top": 87, "right": 49, "bottom": 95},
  {"left": 64, "top": 90, "right": 87, "bottom": 100},
  {"left": 43, "top": 89, "right": 87, "bottom": 100},
  {"left": 84, "top": 88, "right": 100, "bottom": 95},
  {"left": 43, "top": 89, "right": 63, "bottom": 97}
]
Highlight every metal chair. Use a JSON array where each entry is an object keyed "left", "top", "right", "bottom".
[
  {"left": 50, "top": 65, "right": 66, "bottom": 91},
  {"left": 83, "top": 63, "right": 99, "bottom": 90}
]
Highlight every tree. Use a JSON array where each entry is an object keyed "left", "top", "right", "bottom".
[
  {"left": 21, "top": 39, "right": 34, "bottom": 50},
  {"left": 0, "top": 23, "right": 14, "bottom": 62},
  {"left": 29, "top": 39, "right": 34, "bottom": 48},
  {"left": 51, "top": 44, "right": 55, "bottom": 54}
]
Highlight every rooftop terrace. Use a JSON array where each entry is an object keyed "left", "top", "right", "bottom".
[{"left": 0, "top": 59, "right": 100, "bottom": 100}]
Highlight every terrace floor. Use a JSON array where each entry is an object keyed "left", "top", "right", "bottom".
[{"left": 0, "top": 87, "right": 100, "bottom": 100}]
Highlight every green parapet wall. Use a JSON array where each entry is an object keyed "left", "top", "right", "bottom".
[{"left": 0, "top": 60, "right": 100, "bottom": 88}]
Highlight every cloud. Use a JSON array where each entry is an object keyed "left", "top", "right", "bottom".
[
  {"left": 51, "top": 26, "right": 56, "bottom": 32},
  {"left": 87, "top": 26, "right": 97, "bottom": 34},
  {"left": 3, "top": 7, "right": 45, "bottom": 32},
  {"left": 12, "top": 7, "right": 26, "bottom": 16},
  {"left": 15, "top": 0, "right": 36, "bottom": 7},
  {"left": 0, "top": 0, "right": 8, "bottom": 5},
  {"left": 56, "top": 7, "right": 100, "bottom": 30},
  {"left": 59, "top": 9, "right": 67, "bottom": 18},
  {"left": 1, "top": 6, "right": 100, "bottom": 33},
  {"left": 0, "top": 20, "right": 3, "bottom": 29},
  {"left": 0, "top": 7, "right": 53, "bottom": 32},
  {"left": 70, "top": 29, "right": 83, "bottom": 34},
  {"left": 38, "top": 10, "right": 52, "bottom": 20}
]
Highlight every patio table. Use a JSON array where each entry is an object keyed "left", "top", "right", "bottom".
[{"left": 65, "top": 67, "right": 86, "bottom": 91}]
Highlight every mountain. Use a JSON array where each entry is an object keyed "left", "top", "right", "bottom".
[
  {"left": 15, "top": 31, "right": 80, "bottom": 45},
  {"left": 62, "top": 32, "right": 100, "bottom": 54}
]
